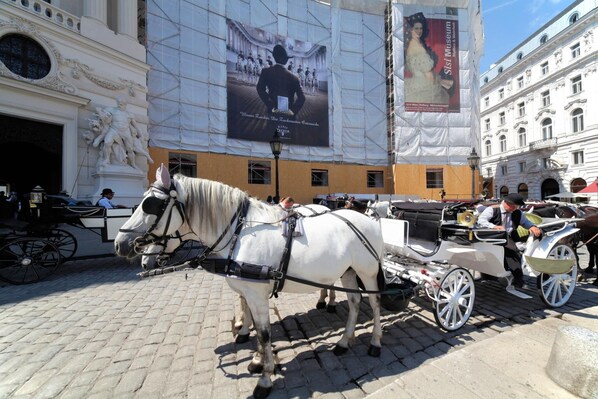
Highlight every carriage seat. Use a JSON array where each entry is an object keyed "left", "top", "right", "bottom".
[
  {"left": 440, "top": 224, "right": 507, "bottom": 245},
  {"left": 391, "top": 202, "right": 449, "bottom": 243}
]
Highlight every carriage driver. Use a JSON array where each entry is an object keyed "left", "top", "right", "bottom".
[{"left": 477, "top": 193, "right": 541, "bottom": 288}]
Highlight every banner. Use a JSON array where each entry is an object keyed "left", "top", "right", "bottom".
[
  {"left": 226, "top": 19, "right": 329, "bottom": 146},
  {"left": 403, "top": 10, "right": 460, "bottom": 113}
]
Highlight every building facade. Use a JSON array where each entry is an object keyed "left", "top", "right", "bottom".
[
  {"left": 0, "top": 0, "right": 484, "bottom": 207},
  {"left": 479, "top": 0, "right": 597, "bottom": 202}
]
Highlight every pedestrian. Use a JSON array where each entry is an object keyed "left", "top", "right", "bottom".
[{"left": 96, "top": 188, "right": 127, "bottom": 209}]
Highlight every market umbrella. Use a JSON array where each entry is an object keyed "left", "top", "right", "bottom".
[{"left": 578, "top": 179, "right": 598, "bottom": 194}]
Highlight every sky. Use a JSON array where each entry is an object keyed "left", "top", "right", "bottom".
[{"left": 480, "top": 0, "right": 576, "bottom": 72}]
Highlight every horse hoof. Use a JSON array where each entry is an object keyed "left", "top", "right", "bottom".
[
  {"left": 368, "top": 345, "right": 381, "bottom": 357},
  {"left": 333, "top": 345, "right": 348, "bottom": 356},
  {"left": 593, "top": 279, "right": 598, "bottom": 287},
  {"left": 326, "top": 305, "right": 336, "bottom": 313},
  {"left": 235, "top": 333, "right": 250, "bottom": 344},
  {"left": 253, "top": 385, "right": 272, "bottom": 399},
  {"left": 316, "top": 302, "right": 326, "bottom": 309},
  {"left": 247, "top": 362, "right": 263, "bottom": 374}
]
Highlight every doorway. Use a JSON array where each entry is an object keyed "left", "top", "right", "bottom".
[{"left": 0, "top": 114, "right": 62, "bottom": 197}]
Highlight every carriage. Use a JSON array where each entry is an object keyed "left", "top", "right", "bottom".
[
  {"left": 375, "top": 200, "right": 581, "bottom": 331},
  {"left": 0, "top": 195, "right": 133, "bottom": 285}
]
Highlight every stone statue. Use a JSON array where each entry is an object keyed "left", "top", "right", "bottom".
[{"left": 87, "top": 97, "right": 154, "bottom": 168}]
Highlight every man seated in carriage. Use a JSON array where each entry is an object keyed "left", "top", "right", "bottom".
[{"left": 477, "top": 193, "right": 541, "bottom": 288}]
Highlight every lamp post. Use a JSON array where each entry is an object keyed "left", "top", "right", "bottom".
[
  {"left": 467, "top": 148, "right": 480, "bottom": 199},
  {"left": 269, "top": 129, "right": 283, "bottom": 202}
]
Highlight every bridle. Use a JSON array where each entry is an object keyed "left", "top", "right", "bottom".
[{"left": 118, "top": 183, "right": 187, "bottom": 255}]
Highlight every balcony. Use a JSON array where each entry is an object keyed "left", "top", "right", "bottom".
[
  {"left": 3, "top": 0, "right": 81, "bottom": 32},
  {"left": 529, "top": 138, "right": 558, "bottom": 151}
]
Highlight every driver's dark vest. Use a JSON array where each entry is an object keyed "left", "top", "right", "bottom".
[{"left": 488, "top": 206, "right": 523, "bottom": 240}]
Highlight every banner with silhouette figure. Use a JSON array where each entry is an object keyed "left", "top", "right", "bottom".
[{"left": 226, "top": 18, "right": 329, "bottom": 146}]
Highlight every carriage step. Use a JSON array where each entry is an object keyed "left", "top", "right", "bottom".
[{"left": 505, "top": 285, "right": 533, "bottom": 299}]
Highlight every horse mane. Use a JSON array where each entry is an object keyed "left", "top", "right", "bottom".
[{"left": 173, "top": 174, "right": 282, "bottom": 238}]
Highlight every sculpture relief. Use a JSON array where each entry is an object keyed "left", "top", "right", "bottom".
[{"left": 86, "top": 97, "right": 154, "bottom": 168}]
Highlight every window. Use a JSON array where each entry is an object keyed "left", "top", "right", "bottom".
[
  {"left": 499, "top": 112, "right": 505, "bottom": 125},
  {"left": 485, "top": 140, "right": 492, "bottom": 157},
  {"left": 168, "top": 152, "right": 197, "bottom": 177},
  {"left": 571, "top": 108, "right": 584, "bottom": 133},
  {"left": 541, "top": 158, "right": 550, "bottom": 169},
  {"left": 516, "top": 52, "right": 523, "bottom": 60},
  {"left": 367, "top": 171, "right": 383, "bottom": 188},
  {"left": 425, "top": 169, "right": 443, "bottom": 189},
  {"left": 486, "top": 167, "right": 492, "bottom": 177},
  {"left": 569, "top": 12, "right": 579, "bottom": 24},
  {"left": 498, "top": 66, "right": 503, "bottom": 73},
  {"left": 484, "top": 97, "right": 489, "bottom": 107},
  {"left": 518, "top": 162, "right": 526, "bottom": 173},
  {"left": 0, "top": 34, "right": 51, "bottom": 80},
  {"left": 484, "top": 118, "right": 490, "bottom": 131},
  {"left": 541, "top": 90, "right": 550, "bottom": 107},
  {"left": 248, "top": 161, "right": 271, "bottom": 185},
  {"left": 541, "top": 62, "right": 549, "bottom": 75},
  {"left": 498, "top": 88, "right": 504, "bottom": 99},
  {"left": 517, "top": 76, "right": 524, "bottom": 89},
  {"left": 484, "top": 77, "right": 488, "bottom": 84},
  {"left": 570, "top": 43, "right": 580, "bottom": 59},
  {"left": 518, "top": 128, "right": 527, "bottom": 147},
  {"left": 501, "top": 165, "right": 507, "bottom": 176},
  {"left": 517, "top": 102, "right": 525, "bottom": 117},
  {"left": 540, "top": 34, "right": 548, "bottom": 44},
  {"left": 542, "top": 118, "right": 553, "bottom": 140},
  {"left": 572, "top": 150, "right": 584, "bottom": 166},
  {"left": 499, "top": 135, "right": 507, "bottom": 152},
  {"left": 571, "top": 75, "right": 582, "bottom": 94},
  {"left": 311, "top": 169, "right": 328, "bottom": 187}
]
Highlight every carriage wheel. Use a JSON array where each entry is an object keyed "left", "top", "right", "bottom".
[
  {"left": 433, "top": 267, "right": 476, "bottom": 331},
  {"left": 44, "top": 229, "right": 78, "bottom": 261},
  {"left": 0, "top": 237, "right": 62, "bottom": 285},
  {"left": 538, "top": 244, "right": 577, "bottom": 308}
]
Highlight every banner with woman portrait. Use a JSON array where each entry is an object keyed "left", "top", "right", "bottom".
[
  {"left": 403, "top": 9, "right": 459, "bottom": 113},
  {"left": 226, "top": 19, "right": 329, "bottom": 146}
]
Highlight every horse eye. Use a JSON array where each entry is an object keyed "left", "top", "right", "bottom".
[{"left": 142, "top": 197, "right": 164, "bottom": 215}]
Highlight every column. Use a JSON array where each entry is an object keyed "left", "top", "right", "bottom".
[
  {"left": 117, "top": 0, "right": 138, "bottom": 40},
  {"left": 83, "top": 0, "right": 107, "bottom": 25}
]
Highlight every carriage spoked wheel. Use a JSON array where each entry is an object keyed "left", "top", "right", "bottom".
[
  {"left": 433, "top": 267, "right": 476, "bottom": 331},
  {"left": 42, "top": 228, "right": 78, "bottom": 261},
  {"left": 538, "top": 244, "right": 577, "bottom": 308},
  {"left": 0, "top": 237, "right": 62, "bottom": 284}
]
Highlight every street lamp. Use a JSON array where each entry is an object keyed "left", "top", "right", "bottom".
[
  {"left": 269, "top": 129, "right": 283, "bottom": 202},
  {"left": 467, "top": 148, "right": 480, "bottom": 199}
]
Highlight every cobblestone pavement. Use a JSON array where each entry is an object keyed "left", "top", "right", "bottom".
[{"left": 0, "top": 253, "right": 597, "bottom": 399}]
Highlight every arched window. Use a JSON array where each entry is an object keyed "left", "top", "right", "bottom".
[
  {"left": 542, "top": 118, "right": 553, "bottom": 140},
  {"left": 571, "top": 108, "right": 584, "bottom": 133},
  {"left": 516, "top": 52, "right": 523, "bottom": 60},
  {"left": 500, "top": 186, "right": 509, "bottom": 198},
  {"left": 498, "top": 66, "right": 503, "bottom": 73},
  {"left": 499, "top": 135, "right": 507, "bottom": 152},
  {"left": 518, "top": 128, "right": 527, "bottom": 147},
  {"left": 569, "top": 12, "right": 579, "bottom": 24},
  {"left": 485, "top": 139, "right": 492, "bottom": 157},
  {"left": 570, "top": 177, "right": 586, "bottom": 193},
  {"left": 484, "top": 77, "right": 489, "bottom": 83},
  {"left": 540, "top": 34, "right": 548, "bottom": 44}
]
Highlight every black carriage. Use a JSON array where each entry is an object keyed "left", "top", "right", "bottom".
[{"left": 0, "top": 193, "right": 132, "bottom": 285}]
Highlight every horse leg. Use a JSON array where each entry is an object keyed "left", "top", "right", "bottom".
[
  {"left": 360, "top": 275, "right": 383, "bottom": 357},
  {"left": 316, "top": 288, "right": 327, "bottom": 309},
  {"left": 232, "top": 295, "right": 253, "bottom": 344},
  {"left": 237, "top": 286, "right": 275, "bottom": 399},
  {"left": 333, "top": 270, "right": 360, "bottom": 355},
  {"left": 326, "top": 289, "right": 337, "bottom": 313}
]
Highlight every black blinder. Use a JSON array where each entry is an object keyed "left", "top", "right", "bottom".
[{"left": 142, "top": 196, "right": 166, "bottom": 216}]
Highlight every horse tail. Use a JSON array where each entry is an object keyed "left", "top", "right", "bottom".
[{"left": 376, "top": 264, "right": 386, "bottom": 291}]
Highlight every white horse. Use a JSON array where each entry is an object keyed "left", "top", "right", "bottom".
[
  {"left": 365, "top": 200, "right": 394, "bottom": 220},
  {"left": 115, "top": 165, "right": 386, "bottom": 399},
  {"left": 139, "top": 202, "right": 338, "bottom": 344}
]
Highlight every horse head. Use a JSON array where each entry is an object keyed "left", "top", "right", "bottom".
[{"left": 115, "top": 164, "right": 188, "bottom": 259}]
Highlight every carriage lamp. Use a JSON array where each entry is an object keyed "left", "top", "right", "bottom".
[
  {"left": 467, "top": 148, "right": 480, "bottom": 199},
  {"left": 30, "top": 185, "right": 45, "bottom": 204},
  {"left": 269, "top": 129, "right": 283, "bottom": 202}
]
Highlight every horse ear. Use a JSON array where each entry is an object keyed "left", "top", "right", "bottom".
[{"left": 156, "top": 163, "right": 171, "bottom": 189}]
